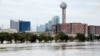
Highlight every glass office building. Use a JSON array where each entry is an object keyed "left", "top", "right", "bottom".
[
  {"left": 10, "top": 20, "right": 31, "bottom": 32},
  {"left": 52, "top": 16, "right": 60, "bottom": 25},
  {"left": 37, "top": 16, "right": 60, "bottom": 33},
  {"left": 19, "top": 21, "right": 30, "bottom": 32},
  {"left": 37, "top": 25, "right": 45, "bottom": 32},
  {"left": 46, "top": 21, "right": 52, "bottom": 31}
]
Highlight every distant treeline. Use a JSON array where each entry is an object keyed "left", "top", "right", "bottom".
[{"left": 0, "top": 32, "right": 100, "bottom": 44}]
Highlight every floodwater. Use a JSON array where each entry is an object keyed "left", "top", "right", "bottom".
[{"left": 0, "top": 42, "right": 100, "bottom": 56}]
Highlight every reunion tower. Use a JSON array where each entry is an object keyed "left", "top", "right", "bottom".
[{"left": 60, "top": 2, "right": 67, "bottom": 24}]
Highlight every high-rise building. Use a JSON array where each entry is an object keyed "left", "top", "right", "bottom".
[
  {"left": 45, "top": 23, "right": 49, "bottom": 31},
  {"left": 10, "top": 20, "right": 31, "bottom": 32},
  {"left": 37, "top": 16, "right": 60, "bottom": 33},
  {"left": 60, "top": 2, "right": 67, "bottom": 24},
  {"left": 19, "top": 21, "right": 31, "bottom": 32},
  {"left": 10, "top": 20, "right": 19, "bottom": 32},
  {"left": 37, "top": 25, "right": 46, "bottom": 33},
  {"left": 52, "top": 16, "right": 60, "bottom": 25},
  {"left": 46, "top": 16, "right": 60, "bottom": 32},
  {"left": 48, "top": 21, "right": 52, "bottom": 31}
]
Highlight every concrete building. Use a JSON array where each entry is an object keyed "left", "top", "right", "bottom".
[
  {"left": 70, "top": 23, "right": 88, "bottom": 34},
  {"left": 88, "top": 25, "right": 95, "bottom": 34},
  {"left": 60, "top": 23, "right": 71, "bottom": 34},
  {"left": 52, "top": 24, "right": 61, "bottom": 34},
  {"left": 0, "top": 29, "right": 17, "bottom": 33},
  {"left": 10, "top": 20, "right": 31, "bottom": 32},
  {"left": 95, "top": 26, "right": 100, "bottom": 35},
  {"left": 88, "top": 25, "right": 100, "bottom": 35},
  {"left": 10, "top": 20, "right": 19, "bottom": 32},
  {"left": 52, "top": 23, "right": 88, "bottom": 36}
]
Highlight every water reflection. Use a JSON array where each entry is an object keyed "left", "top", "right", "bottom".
[{"left": 0, "top": 42, "right": 100, "bottom": 56}]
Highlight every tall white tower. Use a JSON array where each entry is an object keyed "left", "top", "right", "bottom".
[{"left": 60, "top": 2, "right": 67, "bottom": 24}]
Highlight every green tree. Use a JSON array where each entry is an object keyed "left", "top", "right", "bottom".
[
  {"left": 54, "top": 32, "right": 69, "bottom": 42},
  {"left": 47, "top": 35, "right": 53, "bottom": 42},
  {"left": 18, "top": 33, "right": 26, "bottom": 43},
  {"left": 69, "top": 36, "right": 75, "bottom": 41},
  {"left": 57, "top": 32, "right": 69, "bottom": 42},
  {"left": 0, "top": 32, "right": 11, "bottom": 44},
  {"left": 88, "top": 34, "right": 95, "bottom": 41},
  {"left": 0, "top": 33, "right": 5, "bottom": 44},
  {"left": 95, "top": 35, "right": 100, "bottom": 41},
  {"left": 76, "top": 33, "right": 86, "bottom": 42},
  {"left": 38, "top": 34, "right": 46, "bottom": 43},
  {"left": 43, "top": 35, "right": 53, "bottom": 43},
  {"left": 5, "top": 33, "right": 13, "bottom": 43},
  {"left": 29, "top": 34, "right": 37, "bottom": 43},
  {"left": 12, "top": 33, "right": 20, "bottom": 43}
]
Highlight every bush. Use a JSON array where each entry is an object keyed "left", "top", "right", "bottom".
[
  {"left": 54, "top": 32, "right": 69, "bottom": 42},
  {"left": 88, "top": 34, "right": 95, "bottom": 41},
  {"left": 0, "top": 33, "right": 11, "bottom": 44},
  {"left": 29, "top": 34, "right": 37, "bottom": 43},
  {"left": 76, "top": 33, "right": 86, "bottom": 42},
  {"left": 95, "top": 35, "right": 100, "bottom": 41},
  {"left": 69, "top": 36, "right": 75, "bottom": 41},
  {"left": 38, "top": 34, "right": 46, "bottom": 43}
]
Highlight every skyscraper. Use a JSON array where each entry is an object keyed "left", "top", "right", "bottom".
[
  {"left": 52, "top": 16, "right": 60, "bottom": 25},
  {"left": 37, "top": 25, "right": 46, "bottom": 33},
  {"left": 37, "top": 16, "right": 60, "bottom": 33},
  {"left": 10, "top": 20, "right": 19, "bottom": 32},
  {"left": 60, "top": 2, "right": 67, "bottom": 24},
  {"left": 19, "top": 21, "right": 31, "bottom": 32},
  {"left": 10, "top": 20, "right": 31, "bottom": 32},
  {"left": 48, "top": 21, "right": 52, "bottom": 31}
]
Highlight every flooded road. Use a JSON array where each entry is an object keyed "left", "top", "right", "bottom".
[{"left": 0, "top": 42, "right": 100, "bottom": 56}]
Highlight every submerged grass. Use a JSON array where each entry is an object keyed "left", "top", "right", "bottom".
[{"left": 0, "top": 47, "right": 6, "bottom": 50}]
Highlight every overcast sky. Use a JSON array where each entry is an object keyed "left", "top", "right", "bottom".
[{"left": 0, "top": 0, "right": 100, "bottom": 31}]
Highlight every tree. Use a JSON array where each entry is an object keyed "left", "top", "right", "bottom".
[
  {"left": 38, "top": 34, "right": 46, "bottom": 43},
  {"left": 54, "top": 35, "right": 59, "bottom": 42},
  {"left": 5, "top": 33, "right": 13, "bottom": 43},
  {"left": 0, "top": 33, "right": 5, "bottom": 44},
  {"left": 95, "top": 35, "right": 100, "bottom": 41},
  {"left": 54, "top": 32, "right": 69, "bottom": 42},
  {"left": 47, "top": 35, "right": 53, "bottom": 42},
  {"left": 18, "top": 33, "right": 26, "bottom": 43},
  {"left": 29, "top": 34, "right": 37, "bottom": 43},
  {"left": 64, "top": 35, "right": 69, "bottom": 42},
  {"left": 88, "top": 34, "right": 95, "bottom": 41},
  {"left": 76, "top": 33, "right": 86, "bottom": 42},
  {"left": 12, "top": 33, "right": 20, "bottom": 43},
  {"left": 69, "top": 36, "right": 75, "bottom": 41}
]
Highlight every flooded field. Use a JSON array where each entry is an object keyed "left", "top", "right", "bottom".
[{"left": 0, "top": 42, "right": 100, "bottom": 56}]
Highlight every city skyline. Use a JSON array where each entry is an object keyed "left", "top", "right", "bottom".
[{"left": 0, "top": 0, "right": 100, "bottom": 31}]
